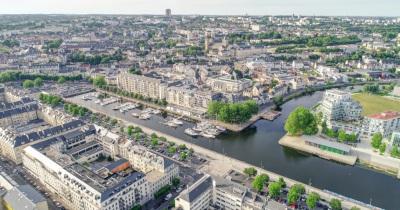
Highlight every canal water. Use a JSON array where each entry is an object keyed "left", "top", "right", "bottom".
[{"left": 83, "top": 90, "right": 399, "bottom": 209}]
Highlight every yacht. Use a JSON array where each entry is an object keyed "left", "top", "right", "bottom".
[
  {"left": 131, "top": 113, "right": 139, "bottom": 118},
  {"left": 152, "top": 109, "right": 161, "bottom": 115},
  {"left": 184, "top": 128, "right": 199, "bottom": 137},
  {"left": 164, "top": 121, "right": 178, "bottom": 128},
  {"left": 139, "top": 113, "right": 151, "bottom": 120},
  {"left": 171, "top": 118, "right": 183, "bottom": 126},
  {"left": 200, "top": 131, "right": 215, "bottom": 139}
]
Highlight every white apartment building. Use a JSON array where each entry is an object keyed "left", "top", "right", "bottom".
[
  {"left": 363, "top": 111, "right": 400, "bottom": 138},
  {"left": 175, "top": 174, "right": 269, "bottom": 210},
  {"left": 213, "top": 176, "right": 267, "bottom": 210},
  {"left": 116, "top": 71, "right": 167, "bottom": 100},
  {"left": 320, "top": 89, "right": 362, "bottom": 123}
]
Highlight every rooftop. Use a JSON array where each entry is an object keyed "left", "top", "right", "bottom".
[
  {"left": 367, "top": 111, "right": 400, "bottom": 120},
  {"left": 179, "top": 174, "right": 212, "bottom": 203}
]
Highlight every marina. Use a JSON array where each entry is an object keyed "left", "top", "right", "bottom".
[{"left": 68, "top": 91, "right": 400, "bottom": 210}]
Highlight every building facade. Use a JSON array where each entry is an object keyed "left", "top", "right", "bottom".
[{"left": 320, "top": 89, "right": 362, "bottom": 123}]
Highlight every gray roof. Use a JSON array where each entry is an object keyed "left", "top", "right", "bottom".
[
  {"left": 14, "top": 119, "right": 85, "bottom": 147},
  {"left": 180, "top": 175, "right": 212, "bottom": 203},
  {"left": 100, "top": 171, "right": 144, "bottom": 201},
  {"left": 3, "top": 185, "right": 46, "bottom": 210},
  {"left": 0, "top": 103, "right": 38, "bottom": 119}
]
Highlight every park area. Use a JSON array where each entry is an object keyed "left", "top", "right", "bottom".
[{"left": 352, "top": 93, "right": 400, "bottom": 116}]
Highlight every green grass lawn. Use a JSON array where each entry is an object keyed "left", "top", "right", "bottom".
[{"left": 352, "top": 93, "right": 400, "bottom": 116}]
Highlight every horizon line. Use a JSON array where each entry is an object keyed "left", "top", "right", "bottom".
[{"left": 0, "top": 13, "right": 399, "bottom": 18}]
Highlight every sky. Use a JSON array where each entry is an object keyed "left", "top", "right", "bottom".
[{"left": 0, "top": 0, "right": 399, "bottom": 17}]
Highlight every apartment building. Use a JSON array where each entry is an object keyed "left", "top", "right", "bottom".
[
  {"left": 213, "top": 176, "right": 267, "bottom": 210},
  {"left": 175, "top": 174, "right": 213, "bottom": 210},
  {"left": 21, "top": 124, "right": 179, "bottom": 210},
  {"left": 0, "top": 98, "right": 39, "bottom": 128},
  {"left": 364, "top": 111, "right": 400, "bottom": 138},
  {"left": 22, "top": 134, "right": 151, "bottom": 210},
  {"left": 118, "top": 142, "right": 179, "bottom": 197},
  {"left": 175, "top": 174, "right": 270, "bottom": 210},
  {"left": 206, "top": 75, "right": 252, "bottom": 94},
  {"left": 0, "top": 119, "right": 88, "bottom": 164},
  {"left": 320, "top": 89, "right": 362, "bottom": 123},
  {"left": 117, "top": 71, "right": 167, "bottom": 100},
  {"left": 391, "top": 131, "right": 400, "bottom": 147}
]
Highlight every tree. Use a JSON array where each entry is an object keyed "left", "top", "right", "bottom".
[
  {"left": 179, "top": 152, "right": 188, "bottom": 160},
  {"left": 34, "top": 77, "right": 43, "bottom": 87},
  {"left": 379, "top": 143, "right": 386, "bottom": 154},
  {"left": 252, "top": 174, "right": 269, "bottom": 192},
  {"left": 278, "top": 177, "right": 286, "bottom": 188},
  {"left": 134, "top": 132, "right": 141, "bottom": 141},
  {"left": 93, "top": 76, "right": 106, "bottom": 87},
  {"left": 390, "top": 146, "right": 400, "bottom": 158},
  {"left": 285, "top": 107, "right": 318, "bottom": 136},
  {"left": 338, "top": 130, "right": 347, "bottom": 142},
  {"left": 268, "top": 182, "right": 282, "bottom": 198},
  {"left": 168, "top": 146, "right": 177, "bottom": 154},
  {"left": 150, "top": 133, "right": 158, "bottom": 139},
  {"left": 330, "top": 198, "right": 342, "bottom": 210},
  {"left": 287, "top": 184, "right": 305, "bottom": 205},
  {"left": 127, "top": 125, "right": 134, "bottom": 136},
  {"left": 306, "top": 192, "right": 320, "bottom": 209},
  {"left": 243, "top": 167, "right": 257, "bottom": 177},
  {"left": 371, "top": 133, "right": 383, "bottom": 149},
  {"left": 172, "top": 177, "right": 180, "bottom": 187},
  {"left": 57, "top": 76, "right": 66, "bottom": 84},
  {"left": 151, "top": 138, "right": 159, "bottom": 146},
  {"left": 207, "top": 100, "right": 258, "bottom": 124},
  {"left": 22, "top": 80, "right": 34, "bottom": 89}
]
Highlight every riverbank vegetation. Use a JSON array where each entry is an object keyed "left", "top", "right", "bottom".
[
  {"left": 284, "top": 107, "right": 318, "bottom": 136},
  {"left": 207, "top": 100, "right": 258, "bottom": 124}
]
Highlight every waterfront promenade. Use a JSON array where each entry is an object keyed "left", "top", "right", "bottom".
[
  {"left": 279, "top": 135, "right": 357, "bottom": 165},
  {"left": 68, "top": 95, "right": 378, "bottom": 210}
]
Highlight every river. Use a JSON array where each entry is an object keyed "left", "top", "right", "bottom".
[{"left": 74, "top": 89, "right": 398, "bottom": 209}]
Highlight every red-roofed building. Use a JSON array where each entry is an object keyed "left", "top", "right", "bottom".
[{"left": 365, "top": 111, "right": 400, "bottom": 138}]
